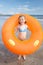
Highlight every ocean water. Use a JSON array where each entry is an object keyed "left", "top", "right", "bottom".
[{"left": 0, "top": 15, "right": 43, "bottom": 44}]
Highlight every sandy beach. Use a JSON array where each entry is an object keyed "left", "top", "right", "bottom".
[{"left": 0, "top": 41, "right": 43, "bottom": 65}]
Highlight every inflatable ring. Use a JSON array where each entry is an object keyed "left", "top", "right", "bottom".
[{"left": 2, "top": 14, "right": 42, "bottom": 55}]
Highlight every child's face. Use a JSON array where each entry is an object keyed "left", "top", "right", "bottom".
[{"left": 19, "top": 16, "right": 25, "bottom": 25}]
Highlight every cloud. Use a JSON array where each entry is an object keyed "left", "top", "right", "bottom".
[
  {"left": 0, "top": 3, "right": 43, "bottom": 15},
  {"left": 0, "top": 2, "right": 37, "bottom": 14},
  {"left": 28, "top": 7, "right": 43, "bottom": 15},
  {"left": 0, "top": 4, "right": 3, "bottom": 7},
  {"left": 11, "top": 4, "right": 30, "bottom": 12}
]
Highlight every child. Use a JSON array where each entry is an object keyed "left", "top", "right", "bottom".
[{"left": 15, "top": 15, "right": 28, "bottom": 60}]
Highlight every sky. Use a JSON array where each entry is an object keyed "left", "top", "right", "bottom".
[{"left": 0, "top": 0, "right": 43, "bottom": 15}]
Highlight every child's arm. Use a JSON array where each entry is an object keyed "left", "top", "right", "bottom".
[
  {"left": 26, "top": 25, "right": 28, "bottom": 29},
  {"left": 26, "top": 25, "right": 30, "bottom": 31},
  {"left": 14, "top": 25, "right": 19, "bottom": 34}
]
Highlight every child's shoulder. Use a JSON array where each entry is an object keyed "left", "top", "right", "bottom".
[{"left": 17, "top": 24, "right": 20, "bottom": 29}]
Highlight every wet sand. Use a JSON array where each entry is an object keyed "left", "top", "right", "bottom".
[{"left": 0, "top": 42, "right": 43, "bottom": 65}]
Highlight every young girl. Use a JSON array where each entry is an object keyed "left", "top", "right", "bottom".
[{"left": 15, "top": 15, "right": 28, "bottom": 60}]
